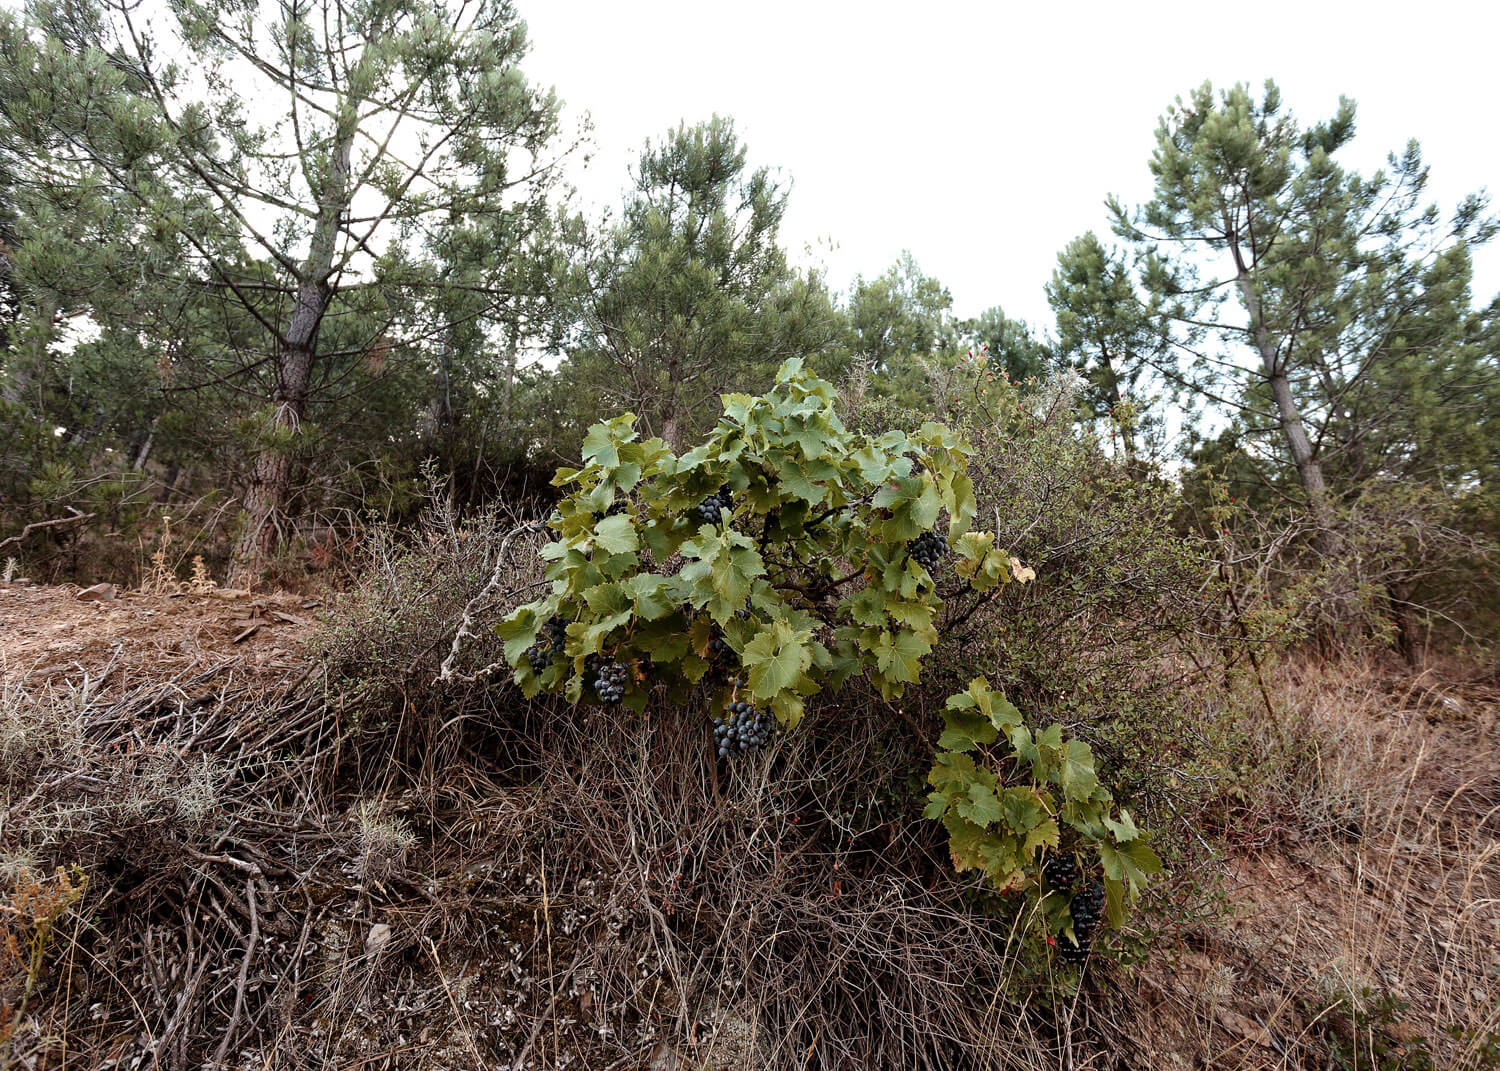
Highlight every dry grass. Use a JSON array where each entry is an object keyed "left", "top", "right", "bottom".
[
  {"left": 4, "top": 519, "right": 1496, "bottom": 1070},
  {"left": 1108, "top": 656, "right": 1500, "bottom": 1070}
]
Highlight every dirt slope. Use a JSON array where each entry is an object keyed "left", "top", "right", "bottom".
[{"left": 2, "top": 580, "right": 1496, "bottom": 1069}]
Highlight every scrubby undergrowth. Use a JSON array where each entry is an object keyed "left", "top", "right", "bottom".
[
  {"left": 3, "top": 562, "right": 1495, "bottom": 1070},
  {"left": 3, "top": 374, "right": 1495, "bottom": 1070}
]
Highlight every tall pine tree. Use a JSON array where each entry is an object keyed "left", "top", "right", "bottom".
[
  {"left": 0, "top": 0, "right": 569, "bottom": 581},
  {"left": 1116, "top": 81, "right": 1496, "bottom": 529}
]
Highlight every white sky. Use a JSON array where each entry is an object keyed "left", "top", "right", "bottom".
[{"left": 520, "top": 0, "right": 1500, "bottom": 332}]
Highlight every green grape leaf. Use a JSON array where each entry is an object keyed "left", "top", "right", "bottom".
[
  {"left": 1104, "top": 809, "right": 1140, "bottom": 844},
  {"left": 988, "top": 693, "right": 1023, "bottom": 735},
  {"left": 1023, "top": 818, "right": 1061, "bottom": 857},
  {"left": 846, "top": 587, "right": 888, "bottom": 627},
  {"left": 872, "top": 628, "right": 930, "bottom": 685},
  {"left": 785, "top": 414, "right": 831, "bottom": 459},
  {"left": 742, "top": 620, "right": 814, "bottom": 700},
  {"left": 1058, "top": 739, "right": 1100, "bottom": 802},
  {"left": 679, "top": 527, "right": 767, "bottom": 624},
  {"left": 937, "top": 706, "right": 998, "bottom": 752},
  {"left": 943, "top": 815, "right": 990, "bottom": 873},
  {"left": 927, "top": 749, "right": 979, "bottom": 794},
  {"left": 497, "top": 604, "right": 542, "bottom": 667},
  {"left": 943, "top": 469, "right": 977, "bottom": 535},
  {"left": 611, "top": 460, "right": 642, "bottom": 491},
  {"left": 581, "top": 415, "right": 635, "bottom": 468},
  {"left": 624, "top": 573, "right": 672, "bottom": 620},
  {"left": 1098, "top": 840, "right": 1162, "bottom": 895},
  {"left": 957, "top": 783, "right": 1004, "bottom": 827},
  {"left": 1104, "top": 876, "right": 1126, "bottom": 929},
  {"left": 582, "top": 582, "right": 631, "bottom": 617},
  {"left": 769, "top": 690, "right": 805, "bottom": 729},
  {"left": 998, "top": 786, "right": 1050, "bottom": 835}
]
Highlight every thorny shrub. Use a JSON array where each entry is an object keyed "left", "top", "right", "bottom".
[
  {"left": 316, "top": 488, "right": 545, "bottom": 769},
  {"left": 1185, "top": 445, "right": 1499, "bottom": 661}
]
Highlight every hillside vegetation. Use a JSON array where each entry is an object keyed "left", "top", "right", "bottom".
[{"left": 1, "top": 1, "right": 1497, "bottom": 1067}]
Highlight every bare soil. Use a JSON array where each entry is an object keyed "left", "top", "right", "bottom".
[{"left": 1108, "top": 664, "right": 1500, "bottom": 1069}]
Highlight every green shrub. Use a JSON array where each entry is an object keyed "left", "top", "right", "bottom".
[
  {"left": 495, "top": 358, "right": 1159, "bottom": 952},
  {"left": 855, "top": 363, "right": 1243, "bottom": 877}
]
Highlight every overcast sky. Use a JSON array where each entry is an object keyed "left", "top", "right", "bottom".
[{"left": 520, "top": 0, "right": 1499, "bottom": 332}]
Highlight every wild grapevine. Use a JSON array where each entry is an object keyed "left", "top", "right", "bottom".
[{"left": 498, "top": 358, "right": 1159, "bottom": 962}]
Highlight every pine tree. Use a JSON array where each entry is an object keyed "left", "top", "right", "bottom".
[
  {"left": 1046, "top": 232, "right": 1173, "bottom": 462},
  {"left": 0, "top": 0, "right": 569, "bottom": 581},
  {"left": 567, "top": 116, "right": 837, "bottom": 451},
  {"left": 1115, "top": 81, "right": 1497, "bottom": 541},
  {"left": 965, "top": 305, "right": 1052, "bottom": 385}
]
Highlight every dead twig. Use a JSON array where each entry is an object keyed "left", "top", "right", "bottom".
[
  {"left": 0, "top": 507, "right": 98, "bottom": 552},
  {"left": 211, "top": 878, "right": 259, "bottom": 1071}
]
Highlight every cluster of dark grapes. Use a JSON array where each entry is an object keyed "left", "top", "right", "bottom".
[
  {"left": 526, "top": 615, "right": 568, "bottom": 674},
  {"left": 1042, "top": 851, "right": 1104, "bottom": 964},
  {"left": 714, "top": 700, "right": 775, "bottom": 759},
  {"left": 706, "top": 632, "right": 737, "bottom": 682},
  {"left": 592, "top": 659, "right": 628, "bottom": 705},
  {"left": 1042, "top": 852, "right": 1080, "bottom": 892},
  {"left": 1059, "top": 879, "right": 1105, "bottom": 964},
  {"left": 693, "top": 485, "right": 733, "bottom": 526},
  {"left": 907, "top": 529, "right": 950, "bottom": 573}
]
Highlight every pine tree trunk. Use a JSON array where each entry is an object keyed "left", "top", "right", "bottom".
[
  {"left": 660, "top": 356, "right": 684, "bottom": 452},
  {"left": 1386, "top": 578, "right": 1419, "bottom": 666},
  {"left": 158, "top": 464, "right": 179, "bottom": 502},
  {"left": 130, "top": 418, "right": 156, "bottom": 470},
  {"left": 229, "top": 117, "right": 354, "bottom": 586},
  {"left": 428, "top": 342, "right": 453, "bottom": 437},
  {"left": 661, "top": 410, "right": 682, "bottom": 453},
  {"left": 1234, "top": 269, "right": 1337, "bottom": 548},
  {"left": 499, "top": 310, "right": 520, "bottom": 430},
  {"left": 1099, "top": 345, "right": 1135, "bottom": 463}
]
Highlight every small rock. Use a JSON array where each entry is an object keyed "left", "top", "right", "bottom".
[
  {"left": 647, "top": 1042, "right": 680, "bottom": 1070},
  {"left": 365, "top": 923, "right": 392, "bottom": 956},
  {"left": 1216, "top": 1008, "right": 1274, "bottom": 1047},
  {"left": 77, "top": 583, "right": 116, "bottom": 601}
]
